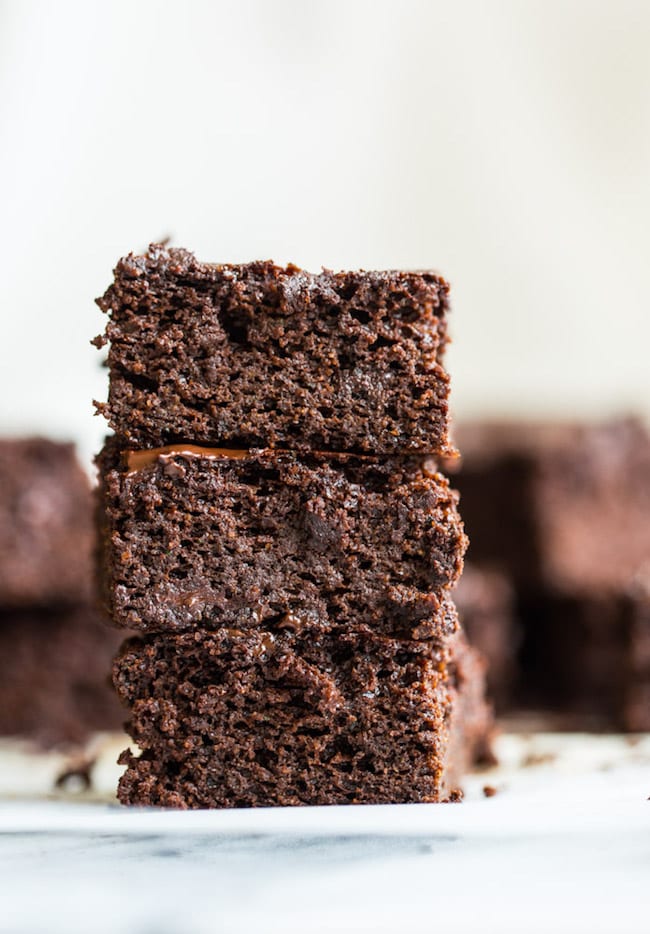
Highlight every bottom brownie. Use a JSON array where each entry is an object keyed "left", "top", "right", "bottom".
[
  {"left": 0, "top": 605, "right": 125, "bottom": 747},
  {"left": 114, "top": 623, "right": 491, "bottom": 808}
]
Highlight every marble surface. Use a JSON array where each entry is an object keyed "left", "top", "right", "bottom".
[{"left": 0, "top": 732, "right": 649, "bottom": 934}]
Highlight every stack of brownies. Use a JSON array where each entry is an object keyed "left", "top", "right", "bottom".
[
  {"left": 0, "top": 439, "right": 123, "bottom": 747},
  {"left": 95, "top": 245, "right": 491, "bottom": 808}
]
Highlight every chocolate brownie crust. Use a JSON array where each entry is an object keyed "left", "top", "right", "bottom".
[
  {"left": 97, "top": 441, "right": 467, "bottom": 637},
  {"left": 95, "top": 246, "right": 453, "bottom": 455},
  {"left": 114, "top": 626, "right": 489, "bottom": 808}
]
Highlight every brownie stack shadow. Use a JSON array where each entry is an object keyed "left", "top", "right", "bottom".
[{"left": 95, "top": 245, "right": 492, "bottom": 808}]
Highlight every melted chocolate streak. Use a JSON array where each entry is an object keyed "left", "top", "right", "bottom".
[
  {"left": 124, "top": 444, "right": 250, "bottom": 473},
  {"left": 123, "top": 443, "right": 396, "bottom": 473}
]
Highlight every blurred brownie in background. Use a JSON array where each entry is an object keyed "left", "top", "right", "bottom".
[
  {"left": 449, "top": 418, "right": 650, "bottom": 594},
  {"left": 454, "top": 564, "right": 518, "bottom": 712},
  {"left": 0, "top": 605, "right": 124, "bottom": 747},
  {"left": 623, "top": 573, "right": 650, "bottom": 731},
  {"left": 0, "top": 438, "right": 123, "bottom": 748},
  {"left": 0, "top": 439, "right": 94, "bottom": 606},
  {"left": 519, "top": 571, "right": 650, "bottom": 731},
  {"left": 449, "top": 417, "right": 650, "bottom": 730}
]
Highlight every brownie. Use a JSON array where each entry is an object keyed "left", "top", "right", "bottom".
[
  {"left": 0, "top": 439, "right": 94, "bottom": 606},
  {"left": 624, "top": 573, "right": 650, "bottom": 730},
  {"left": 0, "top": 604, "right": 125, "bottom": 748},
  {"left": 448, "top": 418, "right": 650, "bottom": 594},
  {"left": 113, "top": 625, "right": 491, "bottom": 808},
  {"left": 97, "top": 440, "right": 467, "bottom": 638},
  {"left": 519, "top": 571, "right": 650, "bottom": 731},
  {"left": 446, "top": 627, "right": 495, "bottom": 768},
  {"left": 454, "top": 564, "right": 518, "bottom": 711},
  {"left": 94, "top": 245, "right": 453, "bottom": 455}
]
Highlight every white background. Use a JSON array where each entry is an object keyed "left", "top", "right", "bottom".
[{"left": 1, "top": 0, "right": 649, "bottom": 466}]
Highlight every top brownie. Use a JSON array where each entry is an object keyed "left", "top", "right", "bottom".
[
  {"left": 0, "top": 438, "right": 94, "bottom": 606},
  {"left": 95, "top": 245, "right": 452, "bottom": 454}
]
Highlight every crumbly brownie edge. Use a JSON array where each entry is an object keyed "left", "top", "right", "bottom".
[{"left": 113, "top": 626, "right": 464, "bottom": 807}]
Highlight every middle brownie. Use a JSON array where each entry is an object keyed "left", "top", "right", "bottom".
[{"left": 97, "top": 440, "right": 466, "bottom": 638}]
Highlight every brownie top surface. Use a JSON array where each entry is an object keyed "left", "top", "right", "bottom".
[{"left": 98, "top": 244, "right": 450, "bottom": 307}]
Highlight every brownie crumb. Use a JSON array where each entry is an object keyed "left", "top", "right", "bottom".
[
  {"left": 55, "top": 759, "right": 95, "bottom": 793},
  {"left": 444, "top": 789, "right": 464, "bottom": 803},
  {"left": 522, "top": 751, "right": 557, "bottom": 768}
]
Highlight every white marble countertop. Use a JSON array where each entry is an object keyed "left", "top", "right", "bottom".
[{"left": 0, "top": 732, "right": 649, "bottom": 934}]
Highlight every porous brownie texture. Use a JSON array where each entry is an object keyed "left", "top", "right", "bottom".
[
  {"left": 95, "top": 245, "right": 453, "bottom": 455},
  {"left": 97, "top": 441, "right": 467, "bottom": 637},
  {"left": 113, "top": 625, "right": 490, "bottom": 808},
  {"left": 448, "top": 418, "right": 650, "bottom": 594},
  {"left": 0, "top": 439, "right": 94, "bottom": 606},
  {"left": 0, "top": 605, "right": 125, "bottom": 748}
]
